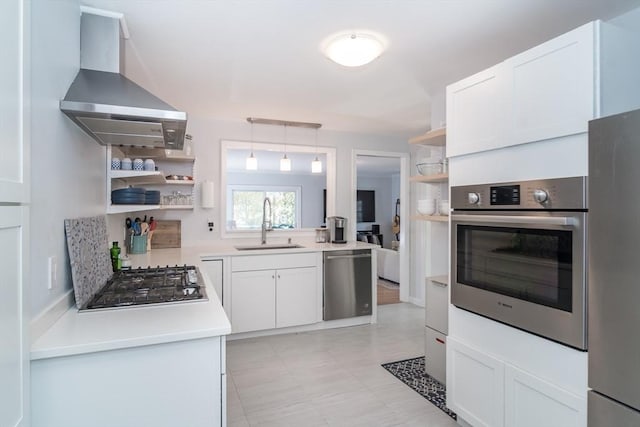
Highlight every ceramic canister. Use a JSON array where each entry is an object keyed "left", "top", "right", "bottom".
[
  {"left": 144, "top": 159, "right": 155, "bottom": 171},
  {"left": 121, "top": 157, "right": 132, "bottom": 170},
  {"left": 133, "top": 158, "right": 144, "bottom": 171},
  {"left": 111, "top": 157, "right": 121, "bottom": 170}
]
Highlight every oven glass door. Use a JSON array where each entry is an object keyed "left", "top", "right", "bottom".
[{"left": 455, "top": 220, "right": 573, "bottom": 312}]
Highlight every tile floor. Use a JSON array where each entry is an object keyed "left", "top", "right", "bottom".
[{"left": 226, "top": 303, "right": 458, "bottom": 427}]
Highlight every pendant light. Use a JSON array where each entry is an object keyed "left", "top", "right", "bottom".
[
  {"left": 311, "top": 128, "right": 322, "bottom": 173},
  {"left": 280, "top": 125, "right": 291, "bottom": 172},
  {"left": 246, "top": 122, "right": 258, "bottom": 170}
]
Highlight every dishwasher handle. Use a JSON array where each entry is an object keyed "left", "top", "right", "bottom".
[{"left": 325, "top": 253, "right": 372, "bottom": 260}]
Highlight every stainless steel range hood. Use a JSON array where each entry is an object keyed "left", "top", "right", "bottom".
[
  {"left": 60, "top": 69, "right": 186, "bottom": 149},
  {"left": 60, "top": 8, "right": 187, "bottom": 150}
]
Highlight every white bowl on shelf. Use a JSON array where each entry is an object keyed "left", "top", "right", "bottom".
[
  {"left": 416, "top": 162, "right": 443, "bottom": 176},
  {"left": 417, "top": 199, "right": 436, "bottom": 215}
]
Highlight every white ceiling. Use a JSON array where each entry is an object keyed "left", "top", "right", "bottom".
[{"left": 85, "top": 0, "right": 640, "bottom": 139}]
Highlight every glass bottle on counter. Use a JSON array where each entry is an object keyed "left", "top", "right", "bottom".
[{"left": 110, "top": 241, "right": 121, "bottom": 272}]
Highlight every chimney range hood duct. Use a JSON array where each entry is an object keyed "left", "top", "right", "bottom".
[{"left": 60, "top": 9, "right": 187, "bottom": 150}]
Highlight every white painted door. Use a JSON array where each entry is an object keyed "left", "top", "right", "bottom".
[
  {"left": 0, "top": 0, "right": 29, "bottom": 426},
  {"left": 505, "top": 363, "right": 586, "bottom": 427},
  {"left": 447, "top": 337, "right": 505, "bottom": 427},
  {"left": 276, "top": 267, "right": 317, "bottom": 328},
  {"left": 446, "top": 63, "right": 506, "bottom": 157},
  {"left": 507, "top": 22, "right": 596, "bottom": 146},
  {"left": 0, "top": 208, "right": 28, "bottom": 427},
  {"left": 231, "top": 270, "right": 276, "bottom": 333},
  {"left": 0, "top": 0, "right": 29, "bottom": 202}
]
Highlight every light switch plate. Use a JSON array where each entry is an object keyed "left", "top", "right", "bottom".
[{"left": 48, "top": 256, "right": 57, "bottom": 290}]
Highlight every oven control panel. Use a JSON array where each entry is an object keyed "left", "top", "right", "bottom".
[{"left": 451, "top": 176, "right": 587, "bottom": 210}]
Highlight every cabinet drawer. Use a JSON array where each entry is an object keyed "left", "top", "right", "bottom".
[
  {"left": 426, "top": 276, "right": 449, "bottom": 334},
  {"left": 425, "top": 327, "right": 446, "bottom": 385},
  {"left": 231, "top": 252, "right": 317, "bottom": 272}
]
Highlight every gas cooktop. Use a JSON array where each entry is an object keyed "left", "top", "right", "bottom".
[{"left": 82, "top": 265, "right": 207, "bottom": 311}]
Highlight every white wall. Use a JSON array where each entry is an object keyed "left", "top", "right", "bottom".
[{"left": 30, "top": 0, "right": 107, "bottom": 319}]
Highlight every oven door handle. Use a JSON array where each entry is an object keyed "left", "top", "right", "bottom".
[{"left": 451, "top": 214, "right": 577, "bottom": 227}]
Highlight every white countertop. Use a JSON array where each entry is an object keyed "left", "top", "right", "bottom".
[
  {"left": 30, "top": 266, "right": 231, "bottom": 361},
  {"left": 126, "top": 239, "right": 378, "bottom": 267},
  {"left": 31, "top": 239, "right": 378, "bottom": 360}
]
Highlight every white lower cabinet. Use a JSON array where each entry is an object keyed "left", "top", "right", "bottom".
[
  {"left": 448, "top": 337, "right": 505, "bottom": 427},
  {"left": 275, "top": 267, "right": 317, "bottom": 328},
  {"left": 231, "top": 270, "right": 276, "bottom": 333},
  {"left": 31, "top": 336, "right": 225, "bottom": 427},
  {"left": 230, "top": 253, "right": 320, "bottom": 334},
  {"left": 448, "top": 337, "right": 586, "bottom": 427},
  {"left": 505, "top": 364, "right": 586, "bottom": 427}
]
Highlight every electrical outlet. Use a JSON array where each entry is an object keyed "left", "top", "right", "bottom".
[
  {"left": 48, "top": 256, "right": 57, "bottom": 290},
  {"left": 207, "top": 220, "right": 214, "bottom": 232}
]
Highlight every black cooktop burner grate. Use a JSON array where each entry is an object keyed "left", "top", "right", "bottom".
[{"left": 83, "top": 265, "right": 207, "bottom": 310}]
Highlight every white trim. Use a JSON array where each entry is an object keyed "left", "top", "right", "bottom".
[
  {"left": 351, "top": 149, "right": 410, "bottom": 303},
  {"left": 220, "top": 140, "right": 336, "bottom": 239},
  {"left": 227, "top": 315, "right": 374, "bottom": 341},
  {"left": 30, "top": 290, "right": 75, "bottom": 343},
  {"left": 409, "top": 296, "right": 424, "bottom": 307}
]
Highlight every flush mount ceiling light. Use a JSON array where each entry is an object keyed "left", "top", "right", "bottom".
[{"left": 324, "top": 32, "right": 385, "bottom": 67}]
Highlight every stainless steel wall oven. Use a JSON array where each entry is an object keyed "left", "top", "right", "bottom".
[{"left": 451, "top": 177, "right": 587, "bottom": 350}]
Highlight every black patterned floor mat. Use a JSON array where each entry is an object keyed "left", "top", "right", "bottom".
[{"left": 381, "top": 356, "right": 457, "bottom": 420}]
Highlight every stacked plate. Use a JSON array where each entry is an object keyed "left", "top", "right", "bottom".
[
  {"left": 144, "top": 190, "right": 161, "bottom": 205},
  {"left": 111, "top": 187, "right": 146, "bottom": 205}
]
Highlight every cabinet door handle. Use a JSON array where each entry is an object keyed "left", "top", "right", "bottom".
[
  {"left": 432, "top": 280, "right": 448, "bottom": 288},
  {"left": 277, "top": 274, "right": 280, "bottom": 279},
  {"left": 436, "top": 338, "right": 445, "bottom": 344},
  {"left": 272, "top": 275, "right": 275, "bottom": 279}
]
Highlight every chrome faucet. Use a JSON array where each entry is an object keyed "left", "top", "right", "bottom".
[{"left": 261, "top": 197, "right": 272, "bottom": 244}]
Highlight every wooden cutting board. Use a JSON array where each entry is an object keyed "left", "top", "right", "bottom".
[{"left": 150, "top": 220, "right": 181, "bottom": 249}]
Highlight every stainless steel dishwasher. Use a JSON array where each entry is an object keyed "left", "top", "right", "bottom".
[{"left": 323, "top": 249, "right": 372, "bottom": 320}]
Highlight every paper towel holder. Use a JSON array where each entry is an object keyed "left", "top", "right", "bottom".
[{"left": 201, "top": 180, "right": 215, "bottom": 209}]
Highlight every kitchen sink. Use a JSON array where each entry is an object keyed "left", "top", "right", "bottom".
[{"left": 234, "top": 243, "right": 304, "bottom": 251}]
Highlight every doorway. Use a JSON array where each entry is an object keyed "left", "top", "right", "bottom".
[{"left": 351, "top": 150, "right": 409, "bottom": 305}]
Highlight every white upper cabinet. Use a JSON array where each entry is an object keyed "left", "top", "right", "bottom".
[
  {"left": 446, "top": 63, "right": 507, "bottom": 157},
  {"left": 0, "top": 0, "right": 29, "bottom": 203},
  {"left": 507, "top": 22, "right": 596, "bottom": 146},
  {"left": 447, "top": 22, "right": 598, "bottom": 158}
]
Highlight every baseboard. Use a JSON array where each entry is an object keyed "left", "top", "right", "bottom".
[
  {"left": 227, "top": 315, "right": 373, "bottom": 341},
  {"left": 31, "top": 290, "right": 75, "bottom": 343},
  {"left": 409, "top": 296, "right": 425, "bottom": 307}
]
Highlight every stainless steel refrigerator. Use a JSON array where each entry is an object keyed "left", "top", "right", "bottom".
[{"left": 588, "top": 108, "right": 640, "bottom": 426}]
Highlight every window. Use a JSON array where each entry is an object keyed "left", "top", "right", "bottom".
[
  {"left": 220, "top": 140, "right": 336, "bottom": 237},
  {"left": 227, "top": 185, "right": 301, "bottom": 230}
]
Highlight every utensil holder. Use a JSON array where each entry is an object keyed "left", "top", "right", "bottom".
[{"left": 130, "top": 235, "right": 147, "bottom": 254}]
